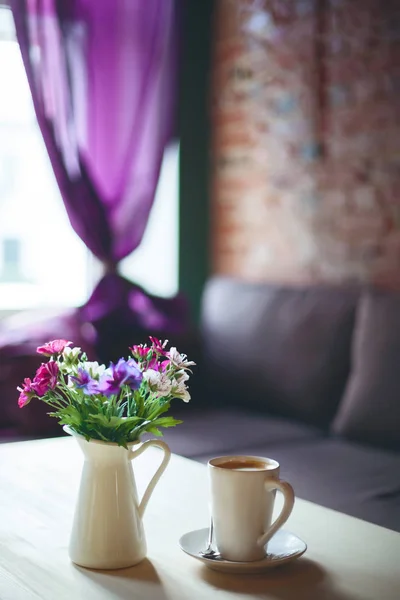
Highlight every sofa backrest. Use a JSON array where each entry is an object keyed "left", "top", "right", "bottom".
[
  {"left": 201, "top": 276, "right": 360, "bottom": 429},
  {"left": 332, "top": 290, "right": 400, "bottom": 451}
]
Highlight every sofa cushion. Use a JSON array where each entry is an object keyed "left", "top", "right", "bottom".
[
  {"left": 195, "top": 438, "right": 400, "bottom": 532},
  {"left": 332, "top": 291, "right": 400, "bottom": 450},
  {"left": 201, "top": 277, "right": 359, "bottom": 427},
  {"left": 157, "top": 407, "right": 322, "bottom": 458}
]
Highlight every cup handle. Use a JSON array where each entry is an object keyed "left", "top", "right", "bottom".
[
  {"left": 257, "top": 479, "right": 295, "bottom": 548},
  {"left": 129, "top": 439, "right": 171, "bottom": 518}
]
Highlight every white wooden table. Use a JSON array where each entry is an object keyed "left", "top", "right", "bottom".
[{"left": 0, "top": 437, "right": 400, "bottom": 600}]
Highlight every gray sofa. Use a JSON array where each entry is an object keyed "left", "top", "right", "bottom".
[
  {"left": 161, "top": 277, "right": 400, "bottom": 533},
  {"left": 1, "top": 276, "right": 399, "bottom": 533}
]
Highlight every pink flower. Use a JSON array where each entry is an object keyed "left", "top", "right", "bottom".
[
  {"left": 149, "top": 337, "right": 168, "bottom": 356},
  {"left": 37, "top": 339, "right": 72, "bottom": 356},
  {"left": 17, "top": 378, "right": 36, "bottom": 408},
  {"left": 130, "top": 344, "right": 149, "bottom": 360},
  {"left": 146, "top": 357, "right": 170, "bottom": 372},
  {"left": 147, "top": 356, "right": 161, "bottom": 371},
  {"left": 32, "top": 362, "right": 59, "bottom": 397}
]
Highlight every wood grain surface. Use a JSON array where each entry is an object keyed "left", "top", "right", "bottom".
[{"left": 0, "top": 437, "right": 400, "bottom": 599}]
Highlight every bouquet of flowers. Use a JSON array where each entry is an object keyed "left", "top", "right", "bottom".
[{"left": 17, "top": 337, "right": 195, "bottom": 447}]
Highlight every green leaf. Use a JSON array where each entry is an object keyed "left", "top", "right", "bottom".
[
  {"left": 50, "top": 404, "right": 83, "bottom": 429},
  {"left": 146, "top": 400, "right": 171, "bottom": 421},
  {"left": 146, "top": 426, "right": 163, "bottom": 437},
  {"left": 87, "top": 414, "right": 119, "bottom": 427},
  {"left": 135, "top": 392, "right": 145, "bottom": 418},
  {"left": 151, "top": 416, "right": 183, "bottom": 428},
  {"left": 122, "top": 416, "right": 146, "bottom": 426}
]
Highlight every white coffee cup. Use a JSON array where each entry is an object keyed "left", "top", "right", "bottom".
[{"left": 208, "top": 455, "right": 295, "bottom": 562}]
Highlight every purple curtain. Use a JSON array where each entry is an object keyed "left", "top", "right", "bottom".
[{"left": 10, "top": 0, "right": 186, "bottom": 356}]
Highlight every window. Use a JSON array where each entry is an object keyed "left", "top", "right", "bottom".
[
  {"left": 0, "top": 7, "right": 90, "bottom": 310},
  {"left": 119, "top": 142, "right": 179, "bottom": 298},
  {"left": 0, "top": 7, "right": 178, "bottom": 312}
]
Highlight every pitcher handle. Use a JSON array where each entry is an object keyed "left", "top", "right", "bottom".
[{"left": 129, "top": 439, "right": 171, "bottom": 518}]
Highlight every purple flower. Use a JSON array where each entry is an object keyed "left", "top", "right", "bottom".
[
  {"left": 98, "top": 358, "right": 143, "bottom": 397},
  {"left": 70, "top": 368, "right": 99, "bottom": 395}
]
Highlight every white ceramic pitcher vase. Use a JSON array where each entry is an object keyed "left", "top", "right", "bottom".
[{"left": 65, "top": 426, "right": 171, "bottom": 569}]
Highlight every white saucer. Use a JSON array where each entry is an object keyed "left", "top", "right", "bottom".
[{"left": 179, "top": 528, "right": 307, "bottom": 574}]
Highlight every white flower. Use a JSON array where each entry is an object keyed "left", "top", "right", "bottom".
[
  {"left": 155, "top": 375, "right": 173, "bottom": 398},
  {"left": 60, "top": 346, "right": 82, "bottom": 373},
  {"left": 62, "top": 346, "right": 81, "bottom": 361},
  {"left": 168, "top": 347, "right": 196, "bottom": 370},
  {"left": 143, "top": 369, "right": 172, "bottom": 398},
  {"left": 83, "top": 361, "right": 106, "bottom": 378},
  {"left": 175, "top": 370, "right": 189, "bottom": 384},
  {"left": 143, "top": 369, "right": 160, "bottom": 387},
  {"left": 173, "top": 381, "right": 191, "bottom": 403}
]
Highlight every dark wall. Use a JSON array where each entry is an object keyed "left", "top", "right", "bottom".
[{"left": 178, "top": 0, "right": 214, "bottom": 324}]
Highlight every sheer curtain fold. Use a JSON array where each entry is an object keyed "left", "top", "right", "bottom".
[{"left": 11, "top": 0, "right": 186, "bottom": 352}]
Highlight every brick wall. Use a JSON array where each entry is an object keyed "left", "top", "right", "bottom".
[{"left": 211, "top": 0, "right": 400, "bottom": 286}]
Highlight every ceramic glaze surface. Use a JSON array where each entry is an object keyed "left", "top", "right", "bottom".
[
  {"left": 66, "top": 428, "right": 171, "bottom": 569},
  {"left": 209, "top": 455, "right": 295, "bottom": 562},
  {"left": 179, "top": 528, "right": 307, "bottom": 574}
]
